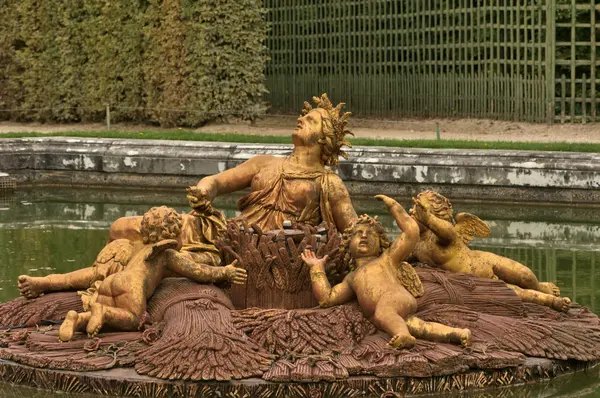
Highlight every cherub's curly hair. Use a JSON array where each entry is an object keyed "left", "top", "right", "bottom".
[
  {"left": 140, "top": 206, "right": 183, "bottom": 244},
  {"left": 302, "top": 93, "right": 353, "bottom": 166},
  {"left": 339, "top": 214, "right": 391, "bottom": 271},
  {"left": 415, "top": 190, "right": 454, "bottom": 223}
]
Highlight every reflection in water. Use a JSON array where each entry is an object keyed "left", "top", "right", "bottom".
[{"left": 0, "top": 188, "right": 599, "bottom": 397}]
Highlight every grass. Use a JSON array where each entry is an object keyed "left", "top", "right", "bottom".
[{"left": 2, "top": 130, "right": 600, "bottom": 153}]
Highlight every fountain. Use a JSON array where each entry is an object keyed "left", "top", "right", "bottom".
[{"left": 0, "top": 95, "right": 598, "bottom": 397}]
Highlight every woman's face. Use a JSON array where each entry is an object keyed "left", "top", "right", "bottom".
[{"left": 293, "top": 109, "right": 325, "bottom": 146}]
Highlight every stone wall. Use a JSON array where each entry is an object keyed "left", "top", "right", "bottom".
[{"left": 1, "top": 137, "right": 599, "bottom": 204}]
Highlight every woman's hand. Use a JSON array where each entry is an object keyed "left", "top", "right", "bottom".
[
  {"left": 223, "top": 260, "right": 248, "bottom": 285},
  {"left": 186, "top": 185, "right": 212, "bottom": 212}
]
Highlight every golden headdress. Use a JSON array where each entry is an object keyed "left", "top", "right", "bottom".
[{"left": 302, "top": 93, "right": 354, "bottom": 166}]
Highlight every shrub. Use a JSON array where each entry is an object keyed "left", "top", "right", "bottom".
[{"left": 0, "top": 0, "right": 268, "bottom": 126}]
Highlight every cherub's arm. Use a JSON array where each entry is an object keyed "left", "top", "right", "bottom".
[
  {"left": 375, "top": 195, "right": 420, "bottom": 264},
  {"left": 166, "top": 251, "right": 247, "bottom": 284},
  {"left": 188, "top": 156, "right": 276, "bottom": 209},
  {"left": 301, "top": 250, "right": 355, "bottom": 307},
  {"left": 413, "top": 218, "right": 428, "bottom": 234},
  {"left": 312, "top": 277, "right": 354, "bottom": 308},
  {"left": 411, "top": 198, "right": 456, "bottom": 245},
  {"left": 328, "top": 174, "right": 358, "bottom": 232}
]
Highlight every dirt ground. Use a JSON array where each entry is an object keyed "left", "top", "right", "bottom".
[{"left": 2, "top": 115, "right": 600, "bottom": 143}]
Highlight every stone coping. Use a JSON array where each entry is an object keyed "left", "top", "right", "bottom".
[{"left": 1, "top": 137, "right": 599, "bottom": 203}]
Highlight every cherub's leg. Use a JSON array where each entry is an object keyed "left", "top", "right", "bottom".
[
  {"left": 486, "top": 252, "right": 560, "bottom": 296},
  {"left": 538, "top": 282, "right": 561, "bottom": 297},
  {"left": 507, "top": 284, "right": 570, "bottom": 312},
  {"left": 406, "top": 316, "right": 471, "bottom": 347},
  {"left": 58, "top": 311, "right": 91, "bottom": 342},
  {"left": 372, "top": 308, "right": 415, "bottom": 349},
  {"left": 86, "top": 303, "right": 140, "bottom": 337},
  {"left": 371, "top": 293, "right": 417, "bottom": 349},
  {"left": 18, "top": 266, "right": 104, "bottom": 299}
]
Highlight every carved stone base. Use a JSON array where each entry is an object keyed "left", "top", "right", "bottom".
[
  {"left": 0, "top": 270, "right": 599, "bottom": 397},
  {"left": 0, "top": 357, "right": 595, "bottom": 397},
  {"left": 217, "top": 221, "right": 345, "bottom": 310}
]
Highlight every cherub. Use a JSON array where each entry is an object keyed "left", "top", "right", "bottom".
[
  {"left": 18, "top": 237, "right": 226, "bottom": 301},
  {"left": 410, "top": 190, "right": 571, "bottom": 312},
  {"left": 301, "top": 195, "right": 471, "bottom": 349},
  {"left": 18, "top": 187, "right": 226, "bottom": 300},
  {"left": 58, "top": 206, "right": 247, "bottom": 342}
]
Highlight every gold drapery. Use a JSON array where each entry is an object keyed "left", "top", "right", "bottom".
[{"left": 236, "top": 160, "right": 335, "bottom": 231}]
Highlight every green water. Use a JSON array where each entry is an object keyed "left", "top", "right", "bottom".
[{"left": 0, "top": 188, "right": 600, "bottom": 397}]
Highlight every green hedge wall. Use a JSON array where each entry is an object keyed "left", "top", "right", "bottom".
[
  {"left": 0, "top": 0, "right": 267, "bottom": 127},
  {"left": 0, "top": 0, "right": 20, "bottom": 114}
]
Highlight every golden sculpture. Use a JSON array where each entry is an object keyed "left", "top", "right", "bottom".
[
  {"left": 19, "top": 94, "right": 359, "bottom": 313},
  {"left": 4, "top": 94, "right": 600, "bottom": 394},
  {"left": 70, "top": 93, "right": 360, "bottom": 307},
  {"left": 108, "top": 203, "right": 226, "bottom": 265},
  {"left": 18, "top": 205, "right": 229, "bottom": 299},
  {"left": 58, "top": 206, "right": 246, "bottom": 341},
  {"left": 410, "top": 190, "right": 571, "bottom": 312},
  {"left": 301, "top": 195, "right": 471, "bottom": 349},
  {"left": 187, "top": 93, "right": 357, "bottom": 232}
]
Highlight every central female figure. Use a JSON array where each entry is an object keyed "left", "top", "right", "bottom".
[{"left": 187, "top": 93, "right": 357, "bottom": 232}]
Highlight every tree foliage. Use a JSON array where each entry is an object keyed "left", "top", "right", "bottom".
[{"left": 0, "top": 0, "right": 268, "bottom": 126}]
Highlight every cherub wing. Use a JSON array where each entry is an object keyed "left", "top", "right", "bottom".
[
  {"left": 454, "top": 212, "right": 491, "bottom": 245},
  {"left": 94, "top": 239, "right": 134, "bottom": 271},
  {"left": 395, "top": 261, "right": 424, "bottom": 298},
  {"left": 145, "top": 239, "right": 179, "bottom": 262}
]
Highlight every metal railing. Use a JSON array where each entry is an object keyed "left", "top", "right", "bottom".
[{"left": 264, "top": 0, "right": 599, "bottom": 123}]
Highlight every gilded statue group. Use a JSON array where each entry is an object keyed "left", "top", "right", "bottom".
[{"left": 17, "top": 94, "right": 571, "bottom": 350}]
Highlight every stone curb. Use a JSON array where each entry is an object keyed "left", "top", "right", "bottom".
[{"left": 1, "top": 137, "right": 599, "bottom": 203}]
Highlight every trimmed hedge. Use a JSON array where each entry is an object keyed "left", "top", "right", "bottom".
[
  {"left": 0, "top": 0, "right": 267, "bottom": 127},
  {"left": 0, "top": 0, "right": 20, "bottom": 113}
]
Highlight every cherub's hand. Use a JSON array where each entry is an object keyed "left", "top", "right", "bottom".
[
  {"left": 374, "top": 194, "right": 400, "bottom": 209},
  {"left": 186, "top": 185, "right": 211, "bottom": 212},
  {"left": 224, "top": 260, "right": 247, "bottom": 285},
  {"left": 410, "top": 198, "right": 430, "bottom": 224},
  {"left": 300, "top": 249, "right": 328, "bottom": 271}
]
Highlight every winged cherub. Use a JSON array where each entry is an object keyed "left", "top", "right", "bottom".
[
  {"left": 58, "top": 206, "right": 246, "bottom": 342},
  {"left": 410, "top": 190, "right": 571, "bottom": 312},
  {"left": 301, "top": 195, "right": 471, "bottom": 349}
]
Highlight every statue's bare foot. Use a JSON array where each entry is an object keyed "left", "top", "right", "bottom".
[
  {"left": 86, "top": 303, "right": 105, "bottom": 338},
  {"left": 58, "top": 311, "right": 79, "bottom": 342},
  {"left": 539, "top": 282, "right": 560, "bottom": 297},
  {"left": 459, "top": 329, "right": 472, "bottom": 347},
  {"left": 388, "top": 333, "right": 416, "bottom": 349},
  {"left": 552, "top": 296, "right": 571, "bottom": 312},
  {"left": 17, "top": 275, "right": 47, "bottom": 299}
]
